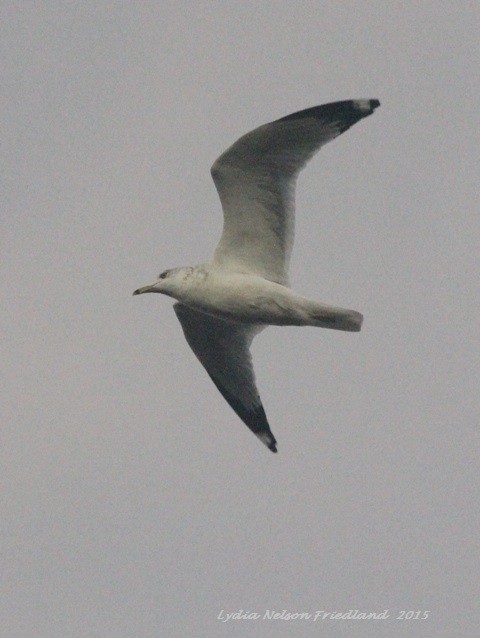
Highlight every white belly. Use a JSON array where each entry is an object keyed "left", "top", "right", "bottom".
[{"left": 179, "top": 271, "right": 361, "bottom": 331}]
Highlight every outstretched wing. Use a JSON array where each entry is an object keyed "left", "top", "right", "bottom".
[
  {"left": 173, "top": 303, "right": 277, "bottom": 452},
  {"left": 211, "top": 99, "right": 380, "bottom": 285}
]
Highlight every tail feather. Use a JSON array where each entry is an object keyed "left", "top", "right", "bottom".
[{"left": 308, "top": 302, "right": 363, "bottom": 332}]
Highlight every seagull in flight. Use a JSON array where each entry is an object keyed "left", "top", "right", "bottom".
[{"left": 134, "top": 99, "right": 380, "bottom": 452}]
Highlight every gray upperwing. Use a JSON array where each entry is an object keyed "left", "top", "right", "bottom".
[
  {"left": 211, "top": 99, "right": 380, "bottom": 284},
  {"left": 173, "top": 303, "right": 277, "bottom": 452}
]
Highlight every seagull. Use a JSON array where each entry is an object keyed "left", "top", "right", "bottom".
[{"left": 134, "top": 99, "right": 380, "bottom": 453}]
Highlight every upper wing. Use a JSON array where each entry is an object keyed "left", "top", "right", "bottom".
[
  {"left": 211, "top": 99, "right": 380, "bottom": 285},
  {"left": 173, "top": 303, "right": 277, "bottom": 452}
]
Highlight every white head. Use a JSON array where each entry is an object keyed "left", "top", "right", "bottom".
[{"left": 133, "top": 267, "right": 194, "bottom": 299}]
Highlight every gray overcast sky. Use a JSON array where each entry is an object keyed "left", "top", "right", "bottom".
[{"left": 2, "top": 2, "right": 479, "bottom": 636}]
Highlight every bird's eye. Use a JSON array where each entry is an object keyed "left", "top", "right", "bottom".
[{"left": 158, "top": 271, "right": 168, "bottom": 279}]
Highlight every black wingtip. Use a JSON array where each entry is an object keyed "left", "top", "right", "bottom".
[
  {"left": 277, "top": 98, "right": 380, "bottom": 128},
  {"left": 201, "top": 369, "right": 280, "bottom": 454},
  {"left": 254, "top": 430, "right": 278, "bottom": 453},
  {"left": 259, "top": 433, "right": 278, "bottom": 453}
]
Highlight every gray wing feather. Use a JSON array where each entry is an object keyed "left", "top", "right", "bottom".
[
  {"left": 211, "top": 99, "right": 380, "bottom": 284},
  {"left": 173, "top": 303, "right": 277, "bottom": 452}
]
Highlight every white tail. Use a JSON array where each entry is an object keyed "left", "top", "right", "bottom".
[{"left": 305, "top": 300, "right": 363, "bottom": 332}]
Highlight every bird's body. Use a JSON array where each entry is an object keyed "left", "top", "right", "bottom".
[
  {"left": 151, "top": 265, "right": 363, "bottom": 330},
  {"left": 134, "top": 99, "right": 380, "bottom": 452}
]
